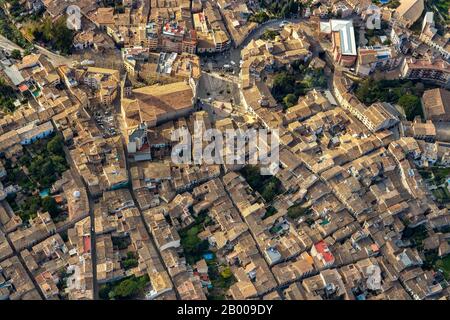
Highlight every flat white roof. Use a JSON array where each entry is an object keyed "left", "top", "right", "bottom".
[
  {"left": 330, "top": 19, "right": 357, "bottom": 56},
  {"left": 319, "top": 22, "right": 331, "bottom": 33},
  {"left": 424, "top": 11, "right": 434, "bottom": 24},
  {"left": 3, "top": 65, "right": 24, "bottom": 86}
]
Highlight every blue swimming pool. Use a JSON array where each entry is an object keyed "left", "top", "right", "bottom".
[
  {"left": 203, "top": 253, "right": 214, "bottom": 261},
  {"left": 39, "top": 189, "right": 50, "bottom": 198}
]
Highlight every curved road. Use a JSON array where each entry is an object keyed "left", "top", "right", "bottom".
[
  {"left": 239, "top": 18, "right": 303, "bottom": 48},
  {"left": 227, "top": 18, "right": 304, "bottom": 68},
  {"left": 0, "top": 35, "right": 23, "bottom": 53},
  {"left": 0, "top": 35, "right": 71, "bottom": 66},
  {"left": 201, "top": 18, "right": 309, "bottom": 81},
  {"left": 0, "top": 18, "right": 304, "bottom": 69}
]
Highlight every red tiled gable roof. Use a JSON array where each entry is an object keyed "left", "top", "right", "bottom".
[{"left": 314, "top": 241, "right": 334, "bottom": 263}]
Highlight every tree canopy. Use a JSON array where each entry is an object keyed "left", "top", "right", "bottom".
[
  {"left": 104, "top": 275, "right": 149, "bottom": 300},
  {"left": 398, "top": 94, "right": 423, "bottom": 121},
  {"left": 287, "top": 204, "right": 311, "bottom": 220},
  {"left": 249, "top": 11, "right": 270, "bottom": 24},
  {"left": 30, "top": 16, "right": 74, "bottom": 55},
  {"left": 260, "top": 29, "right": 279, "bottom": 41},
  {"left": 42, "top": 196, "right": 59, "bottom": 218},
  {"left": 355, "top": 79, "right": 427, "bottom": 120},
  {"left": 240, "top": 166, "right": 282, "bottom": 203},
  {"left": 0, "top": 78, "right": 18, "bottom": 113},
  {"left": 283, "top": 93, "right": 298, "bottom": 108},
  {"left": 47, "top": 135, "right": 65, "bottom": 156},
  {"left": 260, "top": 0, "right": 302, "bottom": 18},
  {"left": 10, "top": 49, "right": 21, "bottom": 60}
]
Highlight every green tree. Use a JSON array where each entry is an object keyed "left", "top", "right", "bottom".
[
  {"left": 35, "top": 17, "right": 53, "bottom": 42},
  {"left": 41, "top": 161, "right": 54, "bottom": 177},
  {"left": 122, "top": 252, "right": 138, "bottom": 270},
  {"left": 355, "top": 79, "right": 377, "bottom": 104},
  {"left": 387, "top": 0, "right": 401, "bottom": 9},
  {"left": 111, "top": 279, "right": 139, "bottom": 299},
  {"left": 183, "top": 226, "right": 202, "bottom": 251},
  {"left": 10, "top": 49, "right": 21, "bottom": 60},
  {"left": 0, "top": 7, "right": 33, "bottom": 49},
  {"left": 0, "top": 78, "right": 18, "bottom": 113},
  {"left": 32, "top": 16, "right": 74, "bottom": 55},
  {"left": 398, "top": 94, "right": 422, "bottom": 120},
  {"left": 220, "top": 267, "right": 233, "bottom": 279},
  {"left": 50, "top": 155, "right": 68, "bottom": 173},
  {"left": 260, "top": 29, "right": 279, "bottom": 40},
  {"left": 42, "top": 196, "right": 59, "bottom": 218},
  {"left": 261, "top": 178, "right": 281, "bottom": 202},
  {"left": 240, "top": 165, "right": 282, "bottom": 202},
  {"left": 19, "top": 195, "right": 41, "bottom": 221},
  {"left": 53, "top": 17, "right": 75, "bottom": 55},
  {"left": 47, "top": 135, "right": 64, "bottom": 155},
  {"left": 283, "top": 93, "right": 297, "bottom": 108},
  {"left": 249, "top": 11, "right": 270, "bottom": 24},
  {"left": 272, "top": 72, "right": 296, "bottom": 101},
  {"left": 287, "top": 205, "right": 310, "bottom": 220}
]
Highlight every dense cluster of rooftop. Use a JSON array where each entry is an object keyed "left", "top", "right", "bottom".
[{"left": 0, "top": 0, "right": 449, "bottom": 301}]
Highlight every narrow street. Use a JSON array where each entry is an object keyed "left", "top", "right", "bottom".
[
  {"left": 0, "top": 34, "right": 72, "bottom": 67},
  {"left": 0, "top": 34, "right": 23, "bottom": 53},
  {"left": 0, "top": 207, "right": 46, "bottom": 300},
  {"left": 121, "top": 141, "right": 180, "bottom": 299},
  {"left": 112, "top": 90, "right": 180, "bottom": 298},
  {"left": 201, "top": 18, "right": 305, "bottom": 74},
  {"left": 63, "top": 145, "right": 99, "bottom": 300}
]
